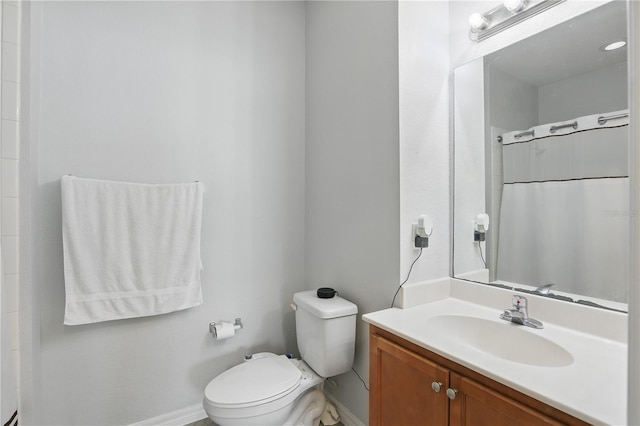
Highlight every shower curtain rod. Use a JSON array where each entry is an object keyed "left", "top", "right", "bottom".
[{"left": 498, "top": 110, "right": 630, "bottom": 143}]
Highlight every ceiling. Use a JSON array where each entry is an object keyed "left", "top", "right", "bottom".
[{"left": 487, "top": 1, "right": 627, "bottom": 87}]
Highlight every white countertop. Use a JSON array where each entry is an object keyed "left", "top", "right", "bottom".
[{"left": 363, "top": 288, "right": 627, "bottom": 425}]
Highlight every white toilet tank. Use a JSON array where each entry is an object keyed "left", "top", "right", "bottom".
[{"left": 293, "top": 290, "right": 358, "bottom": 378}]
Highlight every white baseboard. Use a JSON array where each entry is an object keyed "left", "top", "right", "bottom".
[
  {"left": 325, "top": 394, "right": 366, "bottom": 426},
  {"left": 129, "top": 403, "right": 207, "bottom": 426},
  {"left": 129, "top": 396, "right": 363, "bottom": 426}
]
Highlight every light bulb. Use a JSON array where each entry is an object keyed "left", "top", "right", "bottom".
[
  {"left": 601, "top": 40, "right": 626, "bottom": 51},
  {"left": 503, "top": 0, "right": 527, "bottom": 13},
  {"left": 469, "top": 13, "right": 490, "bottom": 32}
]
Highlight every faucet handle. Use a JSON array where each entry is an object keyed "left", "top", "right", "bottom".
[
  {"left": 512, "top": 295, "right": 527, "bottom": 309},
  {"left": 535, "top": 283, "right": 555, "bottom": 295}
]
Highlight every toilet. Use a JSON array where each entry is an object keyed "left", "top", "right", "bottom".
[{"left": 203, "top": 290, "right": 358, "bottom": 426}]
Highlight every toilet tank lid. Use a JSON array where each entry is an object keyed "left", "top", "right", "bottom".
[{"left": 293, "top": 291, "right": 358, "bottom": 319}]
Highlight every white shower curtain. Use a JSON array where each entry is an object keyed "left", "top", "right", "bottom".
[
  {"left": 496, "top": 110, "right": 629, "bottom": 302},
  {"left": 1, "top": 243, "right": 18, "bottom": 426}
]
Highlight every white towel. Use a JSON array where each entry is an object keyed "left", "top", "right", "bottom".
[{"left": 61, "top": 176, "right": 204, "bottom": 325}]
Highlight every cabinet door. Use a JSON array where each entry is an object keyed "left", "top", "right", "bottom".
[
  {"left": 448, "top": 373, "right": 563, "bottom": 426},
  {"left": 370, "top": 334, "right": 449, "bottom": 426}
]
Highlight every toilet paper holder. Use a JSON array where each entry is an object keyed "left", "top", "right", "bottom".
[{"left": 209, "top": 318, "right": 243, "bottom": 338}]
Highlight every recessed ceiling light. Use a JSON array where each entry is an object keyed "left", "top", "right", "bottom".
[{"left": 601, "top": 40, "right": 626, "bottom": 51}]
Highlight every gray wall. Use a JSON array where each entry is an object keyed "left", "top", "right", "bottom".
[
  {"left": 22, "top": 1, "right": 451, "bottom": 424},
  {"left": 27, "top": 2, "right": 306, "bottom": 424},
  {"left": 488, "top": 67, "right": 539, "bottom": 132},
  {"left": 305, "top": 2, "right": 400, "bottom": 423},
  {"left": 538, "top": 61, "right": 628, "bottom": 123},
  {"left": 398, "top": 1, "right": 451, "bottom": 284}
]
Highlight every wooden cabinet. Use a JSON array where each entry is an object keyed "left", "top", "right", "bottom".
[
  {"left": 447, "top": 372, "right": 563, "bottom": 426},
  {"left": 370, "top": 331, "right": 449, "bottom": 425},
  {"left": 369, "top": 326, "right": 588, "bottom": 426}
]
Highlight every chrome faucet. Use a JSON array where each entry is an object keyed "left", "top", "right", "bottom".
[
  {"left": 500, "top": 295, "right": 543, "bottom": 329},
  {"left": 534, "top": 283, "right": 555, "bottom": 295}
]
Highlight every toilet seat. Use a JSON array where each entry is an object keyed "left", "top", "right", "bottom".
[
  {"left": 203, "top": 356, "right": 324, "bottom": 422},
  {"left": 205, "top": 355, "right": 302, "bottom": 408}
]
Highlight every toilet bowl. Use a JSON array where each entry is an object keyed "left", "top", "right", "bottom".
[
  {"left": 203, "top": 290, "right": 358, "bottom": 426},
  {"left": 203, "top": 355, "right": 325, "bottom": 426}
]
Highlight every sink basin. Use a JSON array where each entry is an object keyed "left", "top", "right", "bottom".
[{"left": 427, "top": 315, "right": 573, "bottom": 367}]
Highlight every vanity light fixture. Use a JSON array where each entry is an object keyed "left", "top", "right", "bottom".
[
  {"left": 503, "top": 0, "right": 528, "bottom": 13},
  {"left": 469, "top": 0, "right": 565, "bottom": 42},
  {"left": 469, "top": 13, "right": 491, "bottom": 33}
]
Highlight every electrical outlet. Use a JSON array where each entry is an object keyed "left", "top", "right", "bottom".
[
  {"left": 415, "top": 234, "right": 429, "bottom": 248},
  {"left": 413, "top": 221, "right": 429, "bottom": 248}
]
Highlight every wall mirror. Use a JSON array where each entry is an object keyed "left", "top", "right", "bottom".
[{"left": 453, "top": 1, "right": 629, "bottom": 311}]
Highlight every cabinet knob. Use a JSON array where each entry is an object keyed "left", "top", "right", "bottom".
[
  {"left": 431, "top": 382, "right": 443, "bottom": 393},
  {"left": 446, "top": 388, "right": 458, "bottom": 400}
]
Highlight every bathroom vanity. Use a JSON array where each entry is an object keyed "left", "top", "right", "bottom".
[
  {"left": 363, "top": 280, "right": 627, "bottom": 425},
  {"left": 369, "top": 326, "right": 585, "bottom": 425},
  {"left": 366, "top": 2, "right": 631, "bottom": 424}
]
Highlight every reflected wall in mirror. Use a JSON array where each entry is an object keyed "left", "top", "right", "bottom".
[{"left": 453, "top": 1, "right": 629, "bottom": 311}]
